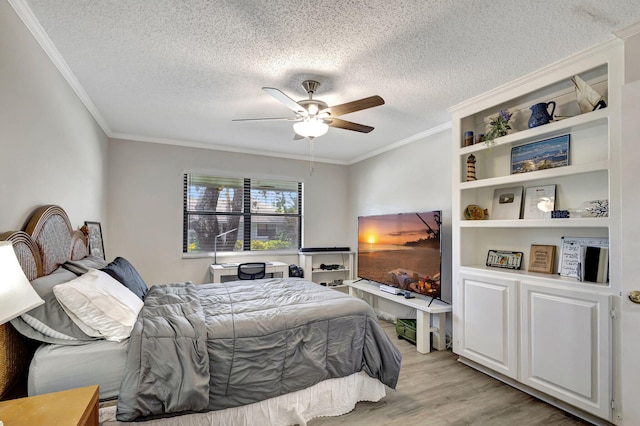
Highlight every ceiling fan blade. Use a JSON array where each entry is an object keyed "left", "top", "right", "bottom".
[
  {"left": 293, "top": 133, "right": 305, "bottom": 140},
  {"left": 232, "top": 117, "right": 298, "bottom": 122},
  {"left": 262, "top": 87, "right": 306, "bottom": 115},
  {"left": 327, "top": 118, "right": 374, "bottom": 133},
  {"left": 324, "top": 95, "right": 384, "bottom": 117}
]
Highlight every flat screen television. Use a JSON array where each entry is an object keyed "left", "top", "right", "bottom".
[{"left": 357, "top": 211, "right": 442, "bottom": 301}]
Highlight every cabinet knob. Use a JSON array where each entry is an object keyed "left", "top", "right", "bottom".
[{"left": 629, "top": 291, "right": 640, "bottom": 304}]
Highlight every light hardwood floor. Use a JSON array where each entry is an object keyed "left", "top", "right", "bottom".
[{"left": 309, "top": 321, "right": 593, "bottom": 426}]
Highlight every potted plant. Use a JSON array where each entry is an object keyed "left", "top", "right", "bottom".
[{"left": 484, "top": 109, "right": 513, "bottom": 147}]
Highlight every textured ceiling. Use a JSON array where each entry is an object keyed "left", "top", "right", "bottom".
[{"left": 12, "top": 0, "right": 640, "bottom": 164}]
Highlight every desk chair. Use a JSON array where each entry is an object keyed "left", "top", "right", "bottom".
[{"left": 237, "top": 262, "right": 266, "bottom": 280}]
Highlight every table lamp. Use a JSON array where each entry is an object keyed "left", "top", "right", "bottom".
[
  {"left": 212, "top": 228, "right": 237, "bottom": 265},
  {"left": 0, "top": 241, "right": 44, "bottom": 325}
]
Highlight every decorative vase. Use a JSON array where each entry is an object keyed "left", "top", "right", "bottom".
[{"left": 528, "top": 101, "right": 556, "bottom": 128}]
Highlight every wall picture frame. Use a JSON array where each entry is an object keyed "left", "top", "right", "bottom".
[
  {"left": 528, "top": 244, "right": 556, "bottom": 274},
  {"left": 523, "top": 184, "right": 556, "bottom": 219},
  {"left": 491, "top": 186, "right": 523, "bottom": 220},
  {"left": 511, "top": 134, "right": 570, "bottom": 174},
  {"left": 84, "top": 221, "right": 105, "bottom": 260}
]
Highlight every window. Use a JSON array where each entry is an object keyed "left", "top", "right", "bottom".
[{"left": 183, "top": 174, "right": 302, "bottom": 253}]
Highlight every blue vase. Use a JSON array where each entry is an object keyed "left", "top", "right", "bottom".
[{"left": 528, "top": 101, "right": 556, "bottom": 128}]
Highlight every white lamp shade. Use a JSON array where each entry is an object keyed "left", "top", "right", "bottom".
[
  {"left": 0, "top": 241, "right": 44, "bottom": 324},
  {"left": 293, "top": 119, "right": 329, "bottom": 138}
]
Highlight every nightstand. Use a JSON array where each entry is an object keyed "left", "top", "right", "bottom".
[{"left": 0, "top": 385, "right": 99, "bottom": 425}]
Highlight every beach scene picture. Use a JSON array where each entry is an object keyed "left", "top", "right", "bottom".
[
  {"left": 357, "top": 211, "right": 441, "bottom": 298},
  {"left": 510, "top": 134, "right": 570, "bottom": 174}
]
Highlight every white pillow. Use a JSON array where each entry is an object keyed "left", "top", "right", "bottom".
[{"left": 53, "top": 269, "right": 144, "bottom": 342}]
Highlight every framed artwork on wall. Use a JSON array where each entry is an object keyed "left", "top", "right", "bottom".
[{"left": 84, "top": 221, "right": 105, "bottom": 260}]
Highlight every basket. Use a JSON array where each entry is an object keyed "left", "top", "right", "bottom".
[{"left": 396, "top": 318, "right": 417, "bottom": 344}]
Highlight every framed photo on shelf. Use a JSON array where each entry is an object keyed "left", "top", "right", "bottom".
[
  {"left": 510, "top": 134, "right": 570, "bottom": 174},
  {"left": 523, "top": 184, "right": 556, "bottom": 219},
  {"left": 84, "top": 221, "right": 105, "bottom": 260},
  {"left": 486, "top": 250, "right": 523, "bottom": 269},
  {"left": 528, "top": 244, "right": 556, "bottom": 274},
  {"left": 491, "top": 186, "right": 523, "bottom": 220},
  {"left": 558, "top": 236, "right": 609, "bottom": 278}
]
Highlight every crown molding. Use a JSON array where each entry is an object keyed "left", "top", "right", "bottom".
[
  {"left": 348, "top": 121, "right": 452, "bottom": 165},
  {"left": 8, "top": 0, "right": 112, "bottom": 135},
  {"left": 109, "top": 132, "right": 348, "bottom": 165},
  {"left": 447, "top": 37, "right": 623, "bottom": 115},
  {"left": 615, "top": 21, "right": 640, "bottom": 40}
]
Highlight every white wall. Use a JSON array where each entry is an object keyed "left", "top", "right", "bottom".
[
  {"left": 107, "top": 139, "right": 349, "bottom": 285},
  {"left": 620, "top": 27, "right": 640, "bottom": 426},
  {"left": 0, "top": 0, "right": 107, "bottom": 232},
  {"left": 348, "top": 130, "right": 453, "bottom": 305}
]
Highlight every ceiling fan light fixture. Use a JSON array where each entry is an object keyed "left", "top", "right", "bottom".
[{"left": 293, "top": 118, "right": 329, "bottom": 138}]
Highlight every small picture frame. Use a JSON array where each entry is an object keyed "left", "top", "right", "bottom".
[
  {"left": 528, "top": 244, "right": 556, "bottom": 274},
  {"left": 491, "top": 186, "right": 523, "bottom": 220},
  {"left": 84, "top": 221, "right": 105, "bottom": 260},
  {"left": 523, "top": 184, "right": 556, "bottom": 219},
  {"left": 511, "top": 134, "right": 570, "bottom": 175},
  {"left": 486, "top": 250, "right": 523, "bottom": 269}
]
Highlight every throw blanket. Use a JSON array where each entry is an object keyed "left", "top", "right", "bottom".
[{"left": 116, "top": 278, "right": 402, "bottom": 421}]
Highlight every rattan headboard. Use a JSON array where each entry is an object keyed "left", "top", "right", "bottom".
[{"left": 0, "top": 205, "right": 88, "bottom": 397}]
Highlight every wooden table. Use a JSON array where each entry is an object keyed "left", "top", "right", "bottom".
[
  {"left": 346, "top": 280, "right": 452, "bottom": 354},
  {"left": 0, "top": 385, "right": 99, "bottom": 425}
]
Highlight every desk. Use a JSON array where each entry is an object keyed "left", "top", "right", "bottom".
[
  {"left": 346, "top": 280, "right": 451, "bottom": 354},
  {"left": 209, "top": 261, "right": 289, "bottom": 283}
]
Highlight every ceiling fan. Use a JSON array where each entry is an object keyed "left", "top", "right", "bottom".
[{"left": 233, "top": 80, "right": 385, "bottom": 139}]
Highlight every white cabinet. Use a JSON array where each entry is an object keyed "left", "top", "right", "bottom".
[
  {"left": 458, "top": 271, "right": 518, "bottom": 379},
  {"left": 298, "top": 251, "right": 354, "bottom": 287},
  {"left": 451, "top": 40, "right": 623, "bottom": 422},
  {"left": 520, "top": 282, "right": 611, "bottom": 419}
]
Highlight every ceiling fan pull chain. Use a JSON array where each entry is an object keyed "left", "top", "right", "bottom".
[{"left": 309, "top": 139, "right": 315, "bottom": 176}]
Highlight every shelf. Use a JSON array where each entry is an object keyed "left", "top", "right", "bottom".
[
  {"left": 451, "top": 43, "right": 621, "bottom": 422},
  {"left": 298, "top": 251, "right": 353, "bottom": 255},
  {"left": 459, "top": 160, "right": 609, "bottom": 189},
  {"left": 312, "top": 268, "right": 351, "bottom": 274},
  {"left": 458, "top": 98, "right": 609, "bottom": 155},
  {"left": 458, "top": 265, "right": 611, "bottom": 291},
  {"left": 299, "top": 251, "right": 355, "bottom": 284},
  {"left": 459, "top": 217, "right": 609, "bottom": 228}
]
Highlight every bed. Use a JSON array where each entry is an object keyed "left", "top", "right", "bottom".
[{"left": 0, "top": 205, "right": 402, "bottom": 425}]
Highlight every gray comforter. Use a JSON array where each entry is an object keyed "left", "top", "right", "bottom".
[{"left": 116, "top": 278, "right": 402, "bottom": 421}]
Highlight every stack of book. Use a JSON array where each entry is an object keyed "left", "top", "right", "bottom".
[{"left": 579, "top": 245, "right": 609, "bottom": 283}]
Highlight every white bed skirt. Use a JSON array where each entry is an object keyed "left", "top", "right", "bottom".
[{"left": 100, "top": 371, "right": 386, "bottom": 426}]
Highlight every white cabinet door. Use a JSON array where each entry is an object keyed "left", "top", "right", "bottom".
[
  {"left": 458, "top": 273, "right": 518, "bottom": 379},
  {"left": 520, "top": 282, "right": 611, "bottom": 420}
]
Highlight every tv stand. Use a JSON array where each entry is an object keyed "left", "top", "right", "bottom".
[{"left": 345, "top": 280, "right": 452, "bottom": 354}]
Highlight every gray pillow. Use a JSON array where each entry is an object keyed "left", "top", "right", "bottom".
[
  {"left": 101, "top": 257, "right": 148, "bottom": 300},
  {"left": 10, "top": 267, "right": 101, "bottom": 345}
]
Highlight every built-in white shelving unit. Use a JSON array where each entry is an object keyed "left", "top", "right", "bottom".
[{"left": 450, "top": 40, "right": 623, "bottom": 424}]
